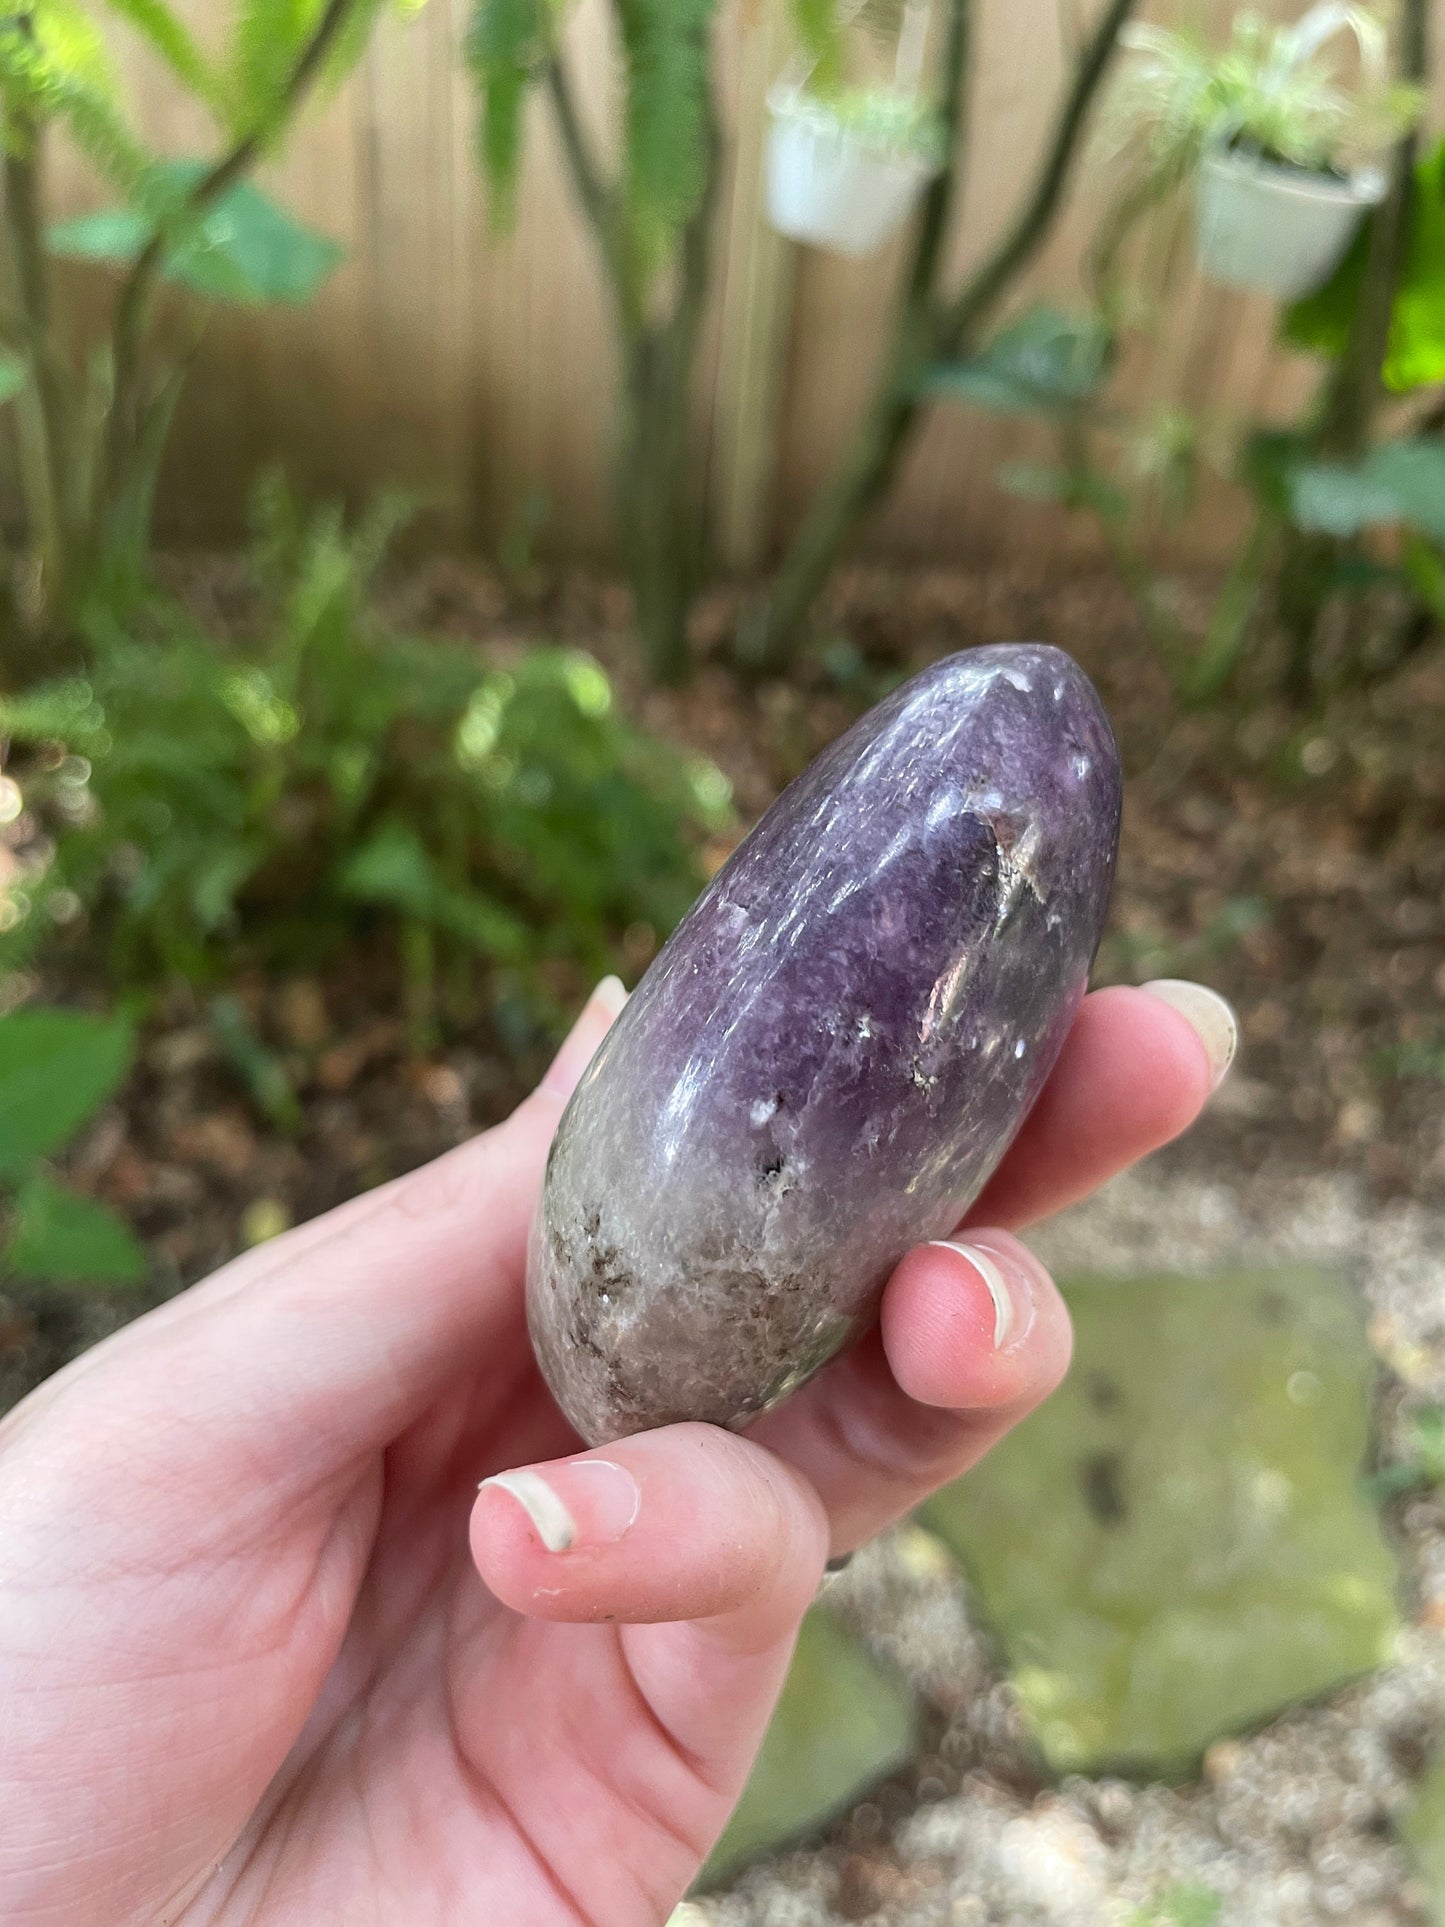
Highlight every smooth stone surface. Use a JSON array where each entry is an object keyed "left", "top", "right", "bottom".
[
  {"left": 698, "top": 1607, "right": 916, "bottom": 1887},
  {"left": 530, "top": 644, "right": 1121, "bottom": 1443},
  {"left": 922, "top": 1266, "right": 1401, "bottom": 1777}
]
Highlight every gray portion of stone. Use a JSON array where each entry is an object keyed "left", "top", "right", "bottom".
[{"left": 529, "top": 644, "right": 1121, "bottom": 1443}]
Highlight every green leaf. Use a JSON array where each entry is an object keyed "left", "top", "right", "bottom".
[
  {"left": 614, "top": 0, "right": 717, "bottom": 273},
  {"left": 106, "top": 0, "right": 223, "bottom": 111},
  {"left": 0, "top": 1009, "right": 134, "bottom": 1169},
  {"left": 1285, "top": 139, "right": 1445, "bottom": 392},
  {"left": 0, "top": 1, "right": 152, "bottom": 198},
  {"left": 924, "top": 305, "right": 1114, "bottom": 414},
  {"left": 1288, "top": 440, "right": 1445, "bottom": 542},
  {"left": 467, "top": 0, "right": 548, "bottom": 227},
  {"left": 4, "top": 1170, "right": 147, "bottom": 1287},
  {"left": 227, "top": 0, "right": 321, "bottom": 137},
  {"left": 337, "top": 818, "right": 530, "bottom": 960},
  {"left": 49, "top": 162, "right": 345, "bottom": 306},
  {"left": 0, "top": 352, "right": 27, "bottom": 404}
]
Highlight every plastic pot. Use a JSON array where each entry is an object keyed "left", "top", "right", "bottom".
[
  {"left": 1195, "top": 146, "right": 1386, "bottom": 300},
  {"left": 765, "top": 90, "right": 937, "bottom": 257}
]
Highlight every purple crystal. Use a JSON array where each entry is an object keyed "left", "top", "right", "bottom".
[{"left": 528, "top": 644, "right": 1122, "bottom": 1444}]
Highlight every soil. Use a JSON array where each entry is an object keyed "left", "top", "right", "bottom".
[{"left": 2, "top": 559, "right": 1443, "bottom": 1923}]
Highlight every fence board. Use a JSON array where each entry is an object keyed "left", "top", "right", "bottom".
[{"left": 41, "top": 0, "right": 1443, "bottom": 569}]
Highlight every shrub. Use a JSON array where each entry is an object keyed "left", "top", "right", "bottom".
[{"left": 0, "top": 490, "right": 731, "bottom": 1047}]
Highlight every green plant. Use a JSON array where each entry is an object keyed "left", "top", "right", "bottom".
[
  {"left": 0, "top": 1004, "right": 145, "bottom": 1286},
  {"left": 1107, "top": 7, "right": 1419, "bottom": 180},
  {"left": 0, "top": 0, "right": 421, "bottom": 653},
  {"left": 802, "top": 86, "right": 945, "bottom": 163},
  {"left": 469, "top": 0, "right": 718, "bottom": 685},
  {"left": 738, "top": 0, "right": 1139, "bottom": 673},
  {"left": 0, "top": 487, "right": 730, "bottom": 1050}
]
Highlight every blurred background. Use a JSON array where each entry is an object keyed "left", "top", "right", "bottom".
[{"left": 0, "top": 0, "right": 1443, "bottom": 1920}]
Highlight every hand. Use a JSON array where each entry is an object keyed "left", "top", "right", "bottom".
[{"left": 0, "top": 977, "right": 1230, "bottom": 1927}]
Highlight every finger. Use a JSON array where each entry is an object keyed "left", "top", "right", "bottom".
[
  {"left": 5, "top": 980, "right": 629, "bottom": 1500},
  {"left": 467, "top": 1426, "right": 830, "bottom": 1917},
  {"left": 966, "top": 980, "right": 1235, "bottom": 1231},
  {"left": 472, "top": 1420, "right": 828, "bottom": 1765},
  {"left": 753, "top": 1232, "right": 1069, "bottom": 1554},
  {"left": 473, "top": 1421, "right": 827, "bottom": 1636}
]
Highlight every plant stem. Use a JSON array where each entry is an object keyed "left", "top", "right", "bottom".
[
  {"left": 1270, "top": 0, "right": 1428, "bottom": 695},
  {"left": 547, "top": 10, "right": 718, "bottom": 683},
  {"left": 935, "top": 0, "right": 1137, "bottom": 356},
  {"left": 101, "top": 0, "right": 362, "bottom": 550},
  {"left": 736, "top": 0, "right": 974, "bottom": 674},
  {"left": 743, "top": 0, "right": 1136, "bottom": 673},
  {"left": 2, "top": 95, "right": 79, "bottom": 627}
]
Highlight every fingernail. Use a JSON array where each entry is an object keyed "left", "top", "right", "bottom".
[
  {"left": 479, "top": 1458, "right": 640, "bottom": 1553},
  {"left": 592, "top": 975, "right": 628, "bottom": 1020},
  {"left": 927, "top": 1238, "right": 1035, "bottom": 1351},
  {"left": 1142, "top": 978, "right": 1238, "bottom": 1090},
  {"left": 540, "top": 977, "right": 629, "bottom": 1097}
]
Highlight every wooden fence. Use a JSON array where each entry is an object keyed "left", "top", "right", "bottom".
[{"left": 54, "top": 0, "right": 1445, "bottom": 570}]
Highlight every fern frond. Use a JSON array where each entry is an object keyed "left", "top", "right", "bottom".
[
  {"left": 612, "top": 0, "right": 716, "bottom": 272},
  {"left": 467, "top": 0, "right": 550, "bottom": 228},
  {"left": 0, "top": 2, "right": 150, "bottom": 195},
  {"left": 323, "top": 0, "right": 429, "bottom": 99},
  {"left": 224, "top": 0, "right": 319, "bottom": 138},
  {"left": 105, "top": 0, "right": 224, "bottom": 116}
]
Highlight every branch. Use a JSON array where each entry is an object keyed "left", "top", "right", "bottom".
[
  {"left": 936, "top": 0, "right": 1137, "bottom": 355},
  {"left": 103, "top": 0, "right": 362, "bottom": 501}
]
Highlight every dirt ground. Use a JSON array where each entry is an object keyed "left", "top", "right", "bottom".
[{"left": 2, "top": 562, "right": 1443, "bottom": 1923}]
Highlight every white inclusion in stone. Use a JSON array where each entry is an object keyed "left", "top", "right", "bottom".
[
  {"left": 857, "top": 1013, "right": 874, "bottom": 1039},
  {"left": 1002, "top": 668, "right": 1033, "bottom": 693},
  {"left": 1072, "top": 753, "right": 1092, "bottom": 779},
  {"left": 1014, "top": 1038, "right": 1027, "bottom": 1058},
  {"left": 749, "top": 1095, "right": 780, "bottom": 1128},
  {"left": 1052, "top": 681, "right": 1065, "bottom": 702}
]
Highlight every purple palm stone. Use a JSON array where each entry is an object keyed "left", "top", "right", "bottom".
[{"left": 528, "top": 644, "right": 1121, "bottom": 1444}]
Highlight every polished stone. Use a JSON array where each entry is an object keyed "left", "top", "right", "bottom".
[{"left": 528, "top": 644, "right": 1122, "bottom": 1443}]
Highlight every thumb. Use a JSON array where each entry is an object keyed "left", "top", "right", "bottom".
[{"left": 472, "top": 1421, "right": 830, "bottom": 1787}]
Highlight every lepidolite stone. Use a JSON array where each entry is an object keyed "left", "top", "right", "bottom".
[{"left": 528, "top": 644, "right": 1122, "bottom": 1444}]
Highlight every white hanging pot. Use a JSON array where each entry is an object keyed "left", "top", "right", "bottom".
[
  {"left": 1195, "top": 145, "right": 1385, "bottom": 299},
  {"left": 765, "top": 88, "right": 938, "bottom": 257}
]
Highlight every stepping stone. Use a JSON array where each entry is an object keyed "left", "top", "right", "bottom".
[
  {"left": 922, "top": 1266, "right": 1400, "bottom": 1776},
  {"left": 701, "top": 1606, "right": 916, "bottom": 1884}
]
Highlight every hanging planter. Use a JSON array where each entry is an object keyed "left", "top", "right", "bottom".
[
  {"left": 1195, "top": 144, "right": 1385, "bottom": 298},
  {"left": 765, "top": 87, "right": 942, "bottom": 256},
  {"left": 1106, "top": 2, "right": 1422, "bottom": 302},
  {"left": 765, "top": 0, "right": 944, "bottom": 258}
]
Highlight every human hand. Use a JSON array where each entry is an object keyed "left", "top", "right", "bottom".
[{"left": 0, "top": 976, "right": 1231, "bottom": 1927}]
